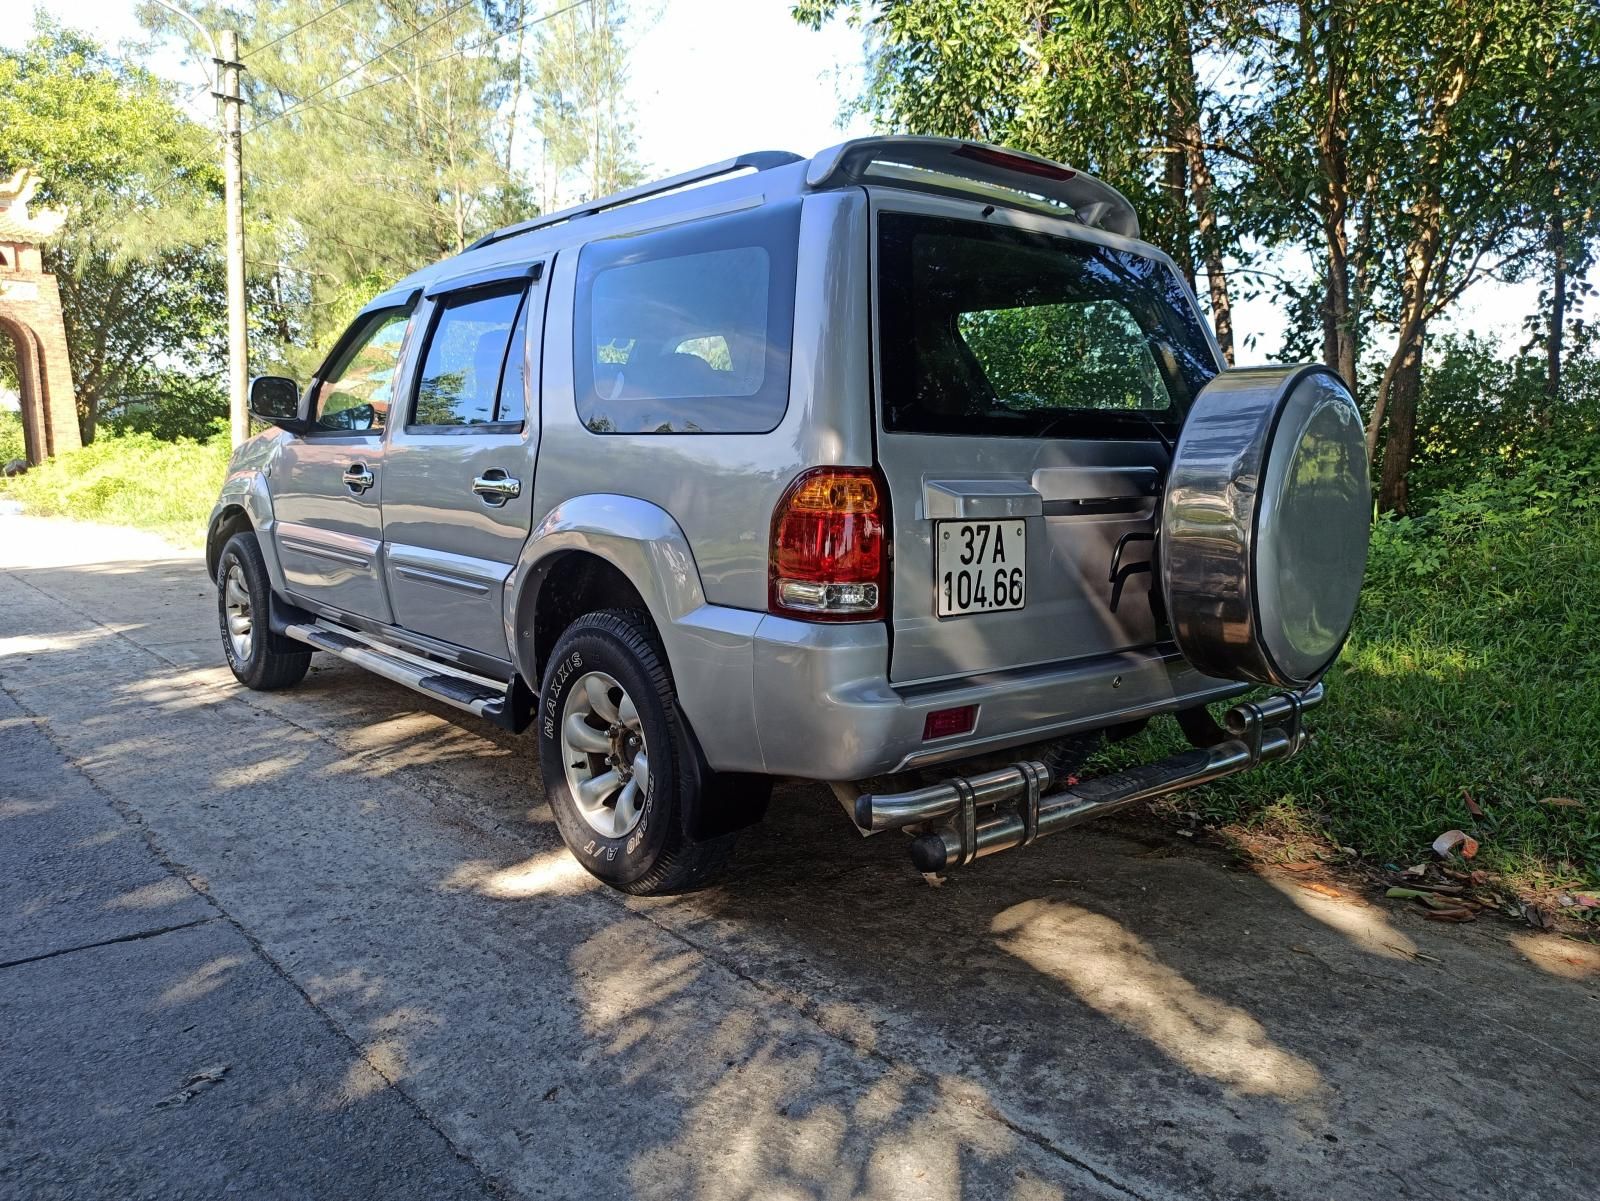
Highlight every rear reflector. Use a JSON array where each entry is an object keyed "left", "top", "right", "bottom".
[
  {"left": 923, "top": 705, "right": 978, "bottom": 741},
  {"left": 770, "top": 467, "right": 889, "bottom": 621}
]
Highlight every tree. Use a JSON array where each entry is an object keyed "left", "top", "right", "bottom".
[
  {"left": 0, "top": 19, "right": 223, "bottom": 442},
  {"left": 530, "top": 0, "right": 644, "bottom": 210},
  {"left": 794, "top": 0, "right": 1244, "bottom": 362}
]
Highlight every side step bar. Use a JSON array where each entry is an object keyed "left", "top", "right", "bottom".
[
  {"left": 282, "top": 621, "right": 527, "bottom": 731},
  {"left": 856, "top": 684, "right": 1324, "bottom": 874}
]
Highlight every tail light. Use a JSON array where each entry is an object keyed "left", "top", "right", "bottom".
[{"left": 769, "top": 467, "right": 889, "bottom": 621}]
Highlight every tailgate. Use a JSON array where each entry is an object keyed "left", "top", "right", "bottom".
[{"left": 871, "top": 204, "right": 1220, "bottom": 686}]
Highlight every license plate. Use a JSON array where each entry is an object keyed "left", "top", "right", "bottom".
[{"left": 936, "top": 520, "right": 1027, "bottom": 617}]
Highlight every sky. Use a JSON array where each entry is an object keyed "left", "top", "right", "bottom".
[{"left": 4, "top": 0, "right": 1559, "bottom": 367}]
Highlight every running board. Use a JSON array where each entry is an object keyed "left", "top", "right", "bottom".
[{"left": 283, "top": 621, "right": 529, "bottom": 731}]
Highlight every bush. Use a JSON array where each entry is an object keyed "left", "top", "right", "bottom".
[
  {"left": 0, "top": 409, "right": 24, "bottom": 463},
  {"left": 0, "top": 429, "right": 229, "bottom": 544}
]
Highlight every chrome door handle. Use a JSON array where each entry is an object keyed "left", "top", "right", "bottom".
[
  {"left": 472, "top": 471, "right": 521, "bottom": 505},
  {"left": 342, "top": 463, "right": 375, "bottom": 493}
]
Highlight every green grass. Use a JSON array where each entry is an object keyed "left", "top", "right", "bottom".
[
  {"left": 1109, "top": 454, "right": 1600, "bottom": 892},
  {"left": 0, "top": 428, "right": 229, "bottom": 545}
]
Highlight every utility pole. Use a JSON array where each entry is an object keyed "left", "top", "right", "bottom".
[
  {"left": 219, "top": 31, "right": 248, "bottom": 448},
  {"left": 151, "top": 2, "right": 249, "bottom": 447}
]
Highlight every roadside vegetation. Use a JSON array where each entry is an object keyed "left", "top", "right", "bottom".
[{"left": 0, "top": 421, "right": 228, "bottom": 544}]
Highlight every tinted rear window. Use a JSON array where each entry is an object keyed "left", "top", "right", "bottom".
[
  {"left": 574, "top": 200, "right": 801, "bottom": 434},
  {"left": 876, "top": 213, "right": 1218, "bottom": 438}
]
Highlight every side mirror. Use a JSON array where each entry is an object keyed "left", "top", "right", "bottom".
[{"left": 249, "top": 375, "right": 310, "bottom": 433}]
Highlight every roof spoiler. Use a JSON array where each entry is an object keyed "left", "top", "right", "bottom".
[{"left": 806, "top": 136, "right": 1140, "bottom": 239}]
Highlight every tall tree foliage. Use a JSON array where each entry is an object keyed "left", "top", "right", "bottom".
[
  {"left": 798, "top": 0, "right": 1600, "bottom": 512},
  {"left": 530, "top": 0, "right": 644, "bottom": 209},
  {"left": 0, "top": 21, "right": 223, "bottom": 442},
  {"left": 793, "top": 0, "right": 1245, "bottom": 362}
]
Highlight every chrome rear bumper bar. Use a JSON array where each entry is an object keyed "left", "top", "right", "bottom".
[{"left": 854, "top": 684, "right": 1324, "bottom": 874}]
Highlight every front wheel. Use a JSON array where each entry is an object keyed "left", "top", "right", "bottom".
[
  {"left": 538, "top": 609, "right": 738, "bottom": 895},
  {"left": 217, "top": 531, "right": 311, "bottom": 691}
]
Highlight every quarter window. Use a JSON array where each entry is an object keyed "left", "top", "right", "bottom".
[
  {"left": 313, "top": 307, "right": 411, "bottom": 432},
  {"left": 573, "top": 200, "right": 801, "bottom": 434},
  {"left": 411, "top": 285, "right": 528, "bottom": 429}
]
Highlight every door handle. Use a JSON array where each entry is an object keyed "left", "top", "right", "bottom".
[
  {"left": 342, "top": 463, "right": 375, "bottom": 493},
  {"left": 472, "top": 470, "right": 522, "bottom": 505}
]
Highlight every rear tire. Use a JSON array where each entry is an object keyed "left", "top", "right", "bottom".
[
  {"left": 538, "top": 609, "right": 740, "bottom": 895},
  {"left": 217, "top": 531, "right": 312, "bottom": 691}
]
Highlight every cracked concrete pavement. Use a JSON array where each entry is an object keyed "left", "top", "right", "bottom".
[{"left": 1, "top": 511, "right": 1596, "bottom": 1200}]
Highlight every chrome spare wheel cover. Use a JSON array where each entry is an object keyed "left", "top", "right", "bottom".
[
  {"left": 1161, "top": 365, "right": 1371, "bottom": 689},
  {"left": 560, "top": 670, "right": 649, "bottom": 839},
  {"left": 223, "top": 562, "right": 254, "bottom": 662}
]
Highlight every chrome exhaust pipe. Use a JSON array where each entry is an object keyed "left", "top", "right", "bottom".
[{"left": 853, "top": 684, "right": 1323, "bottom": 873}]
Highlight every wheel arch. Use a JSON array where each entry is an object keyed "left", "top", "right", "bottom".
[{"left": 508, "top": 494, "right": 708, "bottom": 687}]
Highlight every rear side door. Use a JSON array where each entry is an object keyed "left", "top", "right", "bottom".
[
  {"left": 870, "top": 198, "right": 1222, "bottom": 686},
  {"left": 272, "top": 300, "right": 416, "bottom": 622},
  {"left": 380, "top": 262, "right": 547, "bottom": 659}
]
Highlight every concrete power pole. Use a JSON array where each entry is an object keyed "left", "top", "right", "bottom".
[{"left": 219, "top": 31, "right": 249, "bottom": 448}]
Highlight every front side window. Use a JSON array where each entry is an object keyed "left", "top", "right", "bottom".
[
  {"left": 876, "top": 212, "right": 1218, "bottom": 438},
  {"left": 574, "top": 200, "right": 801, "bottom": 434},
  {"left": 411, "top": 285, "right": 528, "bottom": 429},
  {"left": 314, "top": 307, "right": 412, "bottom": 432}
]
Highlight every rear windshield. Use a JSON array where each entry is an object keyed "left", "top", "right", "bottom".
[{"left": 876, "top": 212, "right": 1218, "bottom": 439}]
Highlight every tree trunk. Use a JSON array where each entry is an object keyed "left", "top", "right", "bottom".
[
  {"left": 1377, "top": 324, "right": 1423, "bottom": 514},
  {"left": 1547, "top": 200, "right": 1566, "bottom": 402},
  {"left": 1171, "top": 18, "right": 1233, "bottom": 363},
  {"left": 1306, "top": 0, "right": 1355, "bottom": 387}
]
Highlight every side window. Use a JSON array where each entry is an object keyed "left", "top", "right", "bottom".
[
  {"left": 573, "top": 200, "right": 801, "bottom": 434},
  {"left": 411, "top": 285, "right": 528, "bottom": 429},
  {"left": 314, "top": 308, "right": 412, "bottom": 432}
]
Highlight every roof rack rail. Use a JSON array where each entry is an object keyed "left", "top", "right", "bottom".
[
  {"left": 466, "top": 150, "right": 805, "bottom": 251},
  {"left": 806, "top": 136, "right": 1140, "bottom": 239}
]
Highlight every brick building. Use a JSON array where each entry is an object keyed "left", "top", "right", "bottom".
[{"left": 0, "top": 169, "right": 79, "bottom": 465}]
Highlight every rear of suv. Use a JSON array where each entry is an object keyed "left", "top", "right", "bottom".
[{"left": 211, "top": 136, "right": 1370, "bottom": 894}]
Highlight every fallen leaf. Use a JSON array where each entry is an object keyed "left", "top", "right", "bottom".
[
  {"left": 1279, "top": 861, "right": 1320, "bottom": 873},
  {"left": 1402, "top": 863, "right": 1430, "bottom": 878},
  {"left": 1462, "top": 789, "right": 1484, "bottom": 818},
  {"left": 1432, "top": 829, "right": 1480, "bottom": 859},
  {"left": 1539, "top": 796, "right": 1583, "bottom": 808},
  {"left": 1298, "top": 881, "right": 1350, "bottom": 901},
  {"left": 1574, "top": 894, "right": 1598, "bottom": 910},
  {"left": 1386, "top": 886, "right": 1427, "bottom": 899},
  {"left": 1469, "top": 869, "right": 1490, "bottom": 886},
  {"left": 1425, "top": 908, "right": 1476, "bottom": 922}
]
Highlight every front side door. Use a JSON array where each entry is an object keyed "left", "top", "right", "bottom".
[
  {"left": 272, "top": 301, "right": 415, "bottom": 622},
  {"left": 380, "top": 263, "right": 547, "bottom": 659}
]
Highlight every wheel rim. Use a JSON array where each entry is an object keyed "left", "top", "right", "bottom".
[
  {"left": 223, "top": 562, "right": 253, "bottom": 662},
  {"left": 560, "top": 670, "right": 649, "bottom": 839}
]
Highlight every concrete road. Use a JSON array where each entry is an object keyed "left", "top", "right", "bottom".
[{"left": 1, "top": 512, "right": 1596, "bottom": 1201}]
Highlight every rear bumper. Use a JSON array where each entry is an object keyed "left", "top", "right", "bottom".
[{"left": 677, "top": 606, "right": 1248, "bottom": 779}]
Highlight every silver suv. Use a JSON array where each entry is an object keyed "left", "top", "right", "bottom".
[{"left": 210, "top": 137, "right": 1370, "bottom": 894}]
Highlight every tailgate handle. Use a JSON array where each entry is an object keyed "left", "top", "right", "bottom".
[{"left": 922, "top": 479, "right": 1043, "bottom": 521}]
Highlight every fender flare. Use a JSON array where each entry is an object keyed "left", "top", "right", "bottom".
[
  {"left": 206, "top": 446, "right": 284, "bottom": 590},
  {"left": 504, "top": 493, "right": 708, "bottom": 683}
]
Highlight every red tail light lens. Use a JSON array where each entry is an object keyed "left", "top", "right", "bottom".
[{"left": 769, "top": 467, "right": 889, "bottom": 621}]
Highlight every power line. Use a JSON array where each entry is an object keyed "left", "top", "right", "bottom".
[
  {"left": 249, "top": 0, "right": 483, "bottom": 131},
  {"left": 243, "top": 0, "right": 366, "bottom": 62},
  {"left": 271, "top": 0, "right": 592, "bottom": 123}
]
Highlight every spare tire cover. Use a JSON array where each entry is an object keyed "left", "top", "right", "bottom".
[{"left": 1160, "top": 365, "right": 1370, "bottom": 689}]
